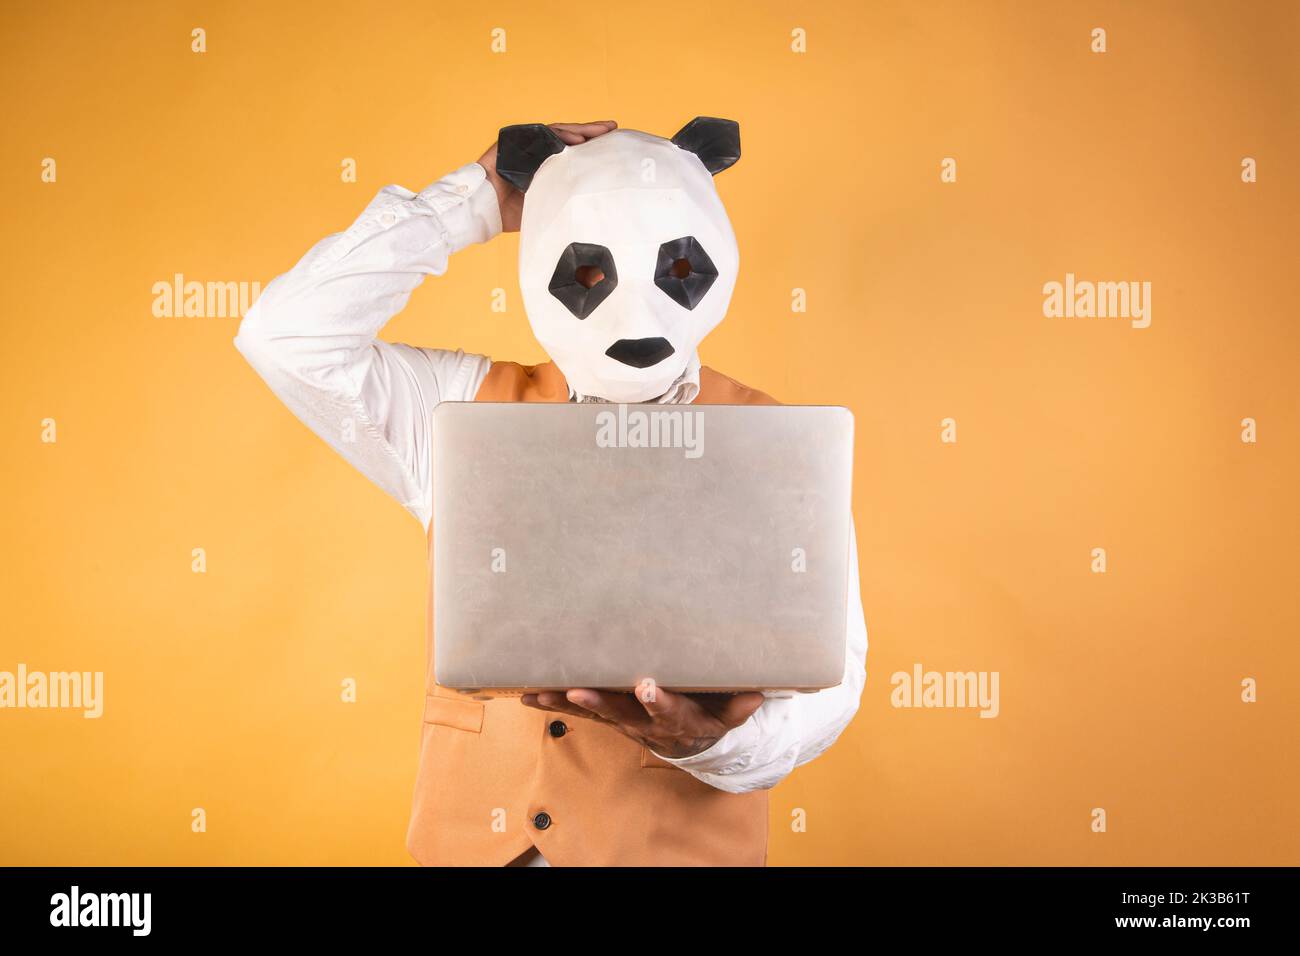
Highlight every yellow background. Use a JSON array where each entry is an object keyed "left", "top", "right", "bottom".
[{"left": 2, "top": 0, "right": 1297, "bottom": 865}]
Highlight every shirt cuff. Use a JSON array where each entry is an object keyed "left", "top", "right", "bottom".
[
  {"left": 417, "top": 162, "right": 502, "bottom": 252},
  {"left": 654, "top": 712, "right": 766, "bottom": 778}
]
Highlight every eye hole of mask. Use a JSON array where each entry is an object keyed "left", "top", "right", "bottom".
[
  {"left": 655, "top": 237, "right": 718, "bottom": 310},
  {"left": 548, "top": 242, "right": 618, "bottom": 319},
  {"left": 575, "top": 265, "right": 606, "bottom": 288}
]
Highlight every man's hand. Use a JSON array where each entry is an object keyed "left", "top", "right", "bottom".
[
  {"left": 521, "top": 679, "right": 765, "bottom": 759},
  {"left": 477, "top": 120, "right": 618, "bottom": 232}
]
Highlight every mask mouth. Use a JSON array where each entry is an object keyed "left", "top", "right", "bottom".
[{"left": 604, "top": 337, "right": 676, "bottom": 369}]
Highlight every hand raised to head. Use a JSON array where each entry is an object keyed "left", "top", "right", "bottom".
[{"left": 477, "top": 121, "right": 618, "bottom": 232}]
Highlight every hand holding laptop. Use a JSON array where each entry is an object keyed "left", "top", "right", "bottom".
[{"left": 521, "top": 679, "right": 765, "bottom": 759}]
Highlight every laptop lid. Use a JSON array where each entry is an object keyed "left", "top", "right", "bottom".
[{"left": 432, "top": 402, "right": 854, "bottom": 692}]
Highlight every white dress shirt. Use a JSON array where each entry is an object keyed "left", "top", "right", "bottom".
[{"left": 234, "top": 162, "right": 868, "bottom": 797}]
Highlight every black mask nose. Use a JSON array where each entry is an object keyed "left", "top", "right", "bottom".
[{"left": 605, "top": 337, "right": 675, "bottom": 369}]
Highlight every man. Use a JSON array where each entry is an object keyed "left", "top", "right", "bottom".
[{"left": 235, "top": 119, "right": 868, "bottom": 866}]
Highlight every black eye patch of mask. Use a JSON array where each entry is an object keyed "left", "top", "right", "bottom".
[
  {"left": 548, "top": 242, "right": 618, "bottom": 319},
  {"left": 654, "top": 236, "right": 718, "bottom": 310}
]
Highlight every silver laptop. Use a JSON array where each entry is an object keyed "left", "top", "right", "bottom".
[{"left": 431, "top": 402, "right": 854, "bottom": 693}]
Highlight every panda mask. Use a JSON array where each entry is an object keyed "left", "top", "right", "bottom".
[{"left": 496, "top": 117, "right": 742, "bottom": 403}]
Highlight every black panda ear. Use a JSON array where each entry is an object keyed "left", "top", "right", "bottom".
[
  {"left": 495, "top": 124, "right": 568, "bottom": 191},
  {"left": 670, "top": 117, "right": 741, "bottom": 175}
]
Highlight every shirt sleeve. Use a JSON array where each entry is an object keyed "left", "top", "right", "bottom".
[
  {"left": 656, "top": 518, "right": 869, "bottom": 793},
  {"left": 233, "top": 163, "right": 501, "bottom": 530}
]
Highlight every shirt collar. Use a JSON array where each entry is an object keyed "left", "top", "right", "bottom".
[{"left": 568, "top": 352, "right": 701, "bottom": 406}]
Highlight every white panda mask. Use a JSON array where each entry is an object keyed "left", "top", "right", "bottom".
[{"left": 496, "top": 117, "right": 742, "bottom": 403}]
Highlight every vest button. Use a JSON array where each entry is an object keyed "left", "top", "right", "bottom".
[
  {"left": 548, "top": 720, "right": 567, "bottom": 738},
  {"left": 533, "top": 811, "right": 552, "bottom": 831}
]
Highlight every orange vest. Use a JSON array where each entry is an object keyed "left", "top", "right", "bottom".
[{"left": 406, "top": 361, "right": 779, "bottom": 866}]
